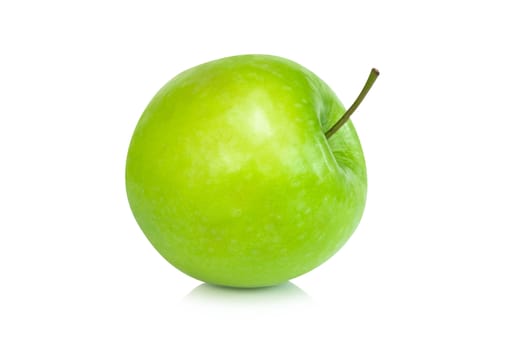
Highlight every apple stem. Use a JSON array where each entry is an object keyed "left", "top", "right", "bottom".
[{"left": 324, "top": 68, "right": 380, "bottom": 139}]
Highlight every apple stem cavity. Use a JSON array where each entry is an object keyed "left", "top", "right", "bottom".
[{"left": 325, "top": 68, "right": 380, "bottom": 139}]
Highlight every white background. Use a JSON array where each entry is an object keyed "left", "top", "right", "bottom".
[{"left": 1, "top": 0, "right": 524, "bottom": 349}]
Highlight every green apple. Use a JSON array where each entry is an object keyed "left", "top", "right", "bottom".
[{"left": 126, "top": 55, "right": 379, "bottom": 288}]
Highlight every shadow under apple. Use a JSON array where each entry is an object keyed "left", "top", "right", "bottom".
[{"left": 183, "top": 281, "right": 311, "bottom": 306}]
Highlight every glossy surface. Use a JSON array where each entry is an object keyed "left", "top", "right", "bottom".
[{"left": 126, "top": 55, "right": 366, "bottom": 287}]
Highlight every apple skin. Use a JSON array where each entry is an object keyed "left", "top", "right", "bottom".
[{"left": 126, "top": 55, "right": 366, "bottom": 288}]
